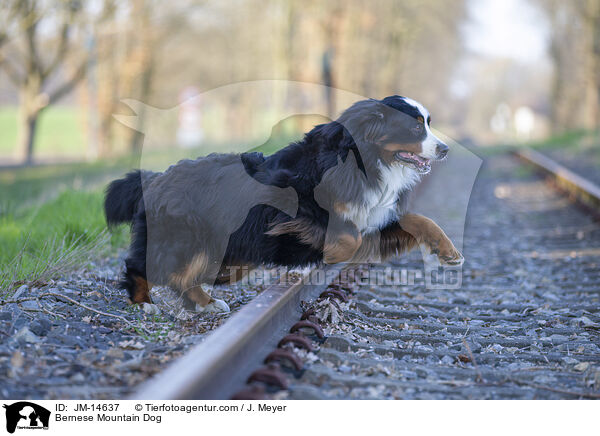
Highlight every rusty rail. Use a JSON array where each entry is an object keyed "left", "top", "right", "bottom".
[
  {"left": 515, "top": 148, "right": 600, "bottom": 212},
  {"left": 130, "top": 266, "right": 340, "bottom": 400}
]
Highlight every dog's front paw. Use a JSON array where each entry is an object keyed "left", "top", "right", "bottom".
[
  {"left": 195, "top": 299, "right": 230, "bottom": 313},
  {"left": 440, "top": 250, "right": 464, "bottom": 266},
  {"left": 438, "top": 239, "right": 464, "bottom": 266},
  {"left": 420, "top": 241, "right": 464, "bottom": 267}
]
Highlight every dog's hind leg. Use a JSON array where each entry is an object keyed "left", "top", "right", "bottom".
[
  {"left": 169, "top": 252, "right": 230, "bottom": 313},
  {"left": 122, "top": 213, "right": 153, "bottom": 304},
  {"left": 180, "top": 285, "right": 230, "bottom": 313}
]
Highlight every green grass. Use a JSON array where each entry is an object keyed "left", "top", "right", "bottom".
[
  {"left": 527, "top": 129, "right": 591, "bottom": 150},
  {"left": 0, "top": 156, "right": 137, "bottom": 297},
  {"left": 0, "top": 189, "right": 129, "bottom": 296},
  {"left": 0, "top": 106, "right": 86, "bottom": 158},
  {"left": 474, "top": 128, "right": 599, "bottom": 157}
]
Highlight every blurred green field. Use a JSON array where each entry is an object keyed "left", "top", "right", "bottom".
[{"left": 0, "top": 106, "right": 87, "bottom": 159}]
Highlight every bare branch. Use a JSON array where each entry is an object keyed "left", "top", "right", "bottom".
[
  {"left": 23, "top": 10, "right": 42, "bottom": 76},
  {"left": 47, "top": 59, "right": 88, "bottom": 105},
  {"left": 41, "top": 22, "right": 70, "bottom": 79},
  {"left": 0, "top": 56, "right": 24, "bottom": 85}
]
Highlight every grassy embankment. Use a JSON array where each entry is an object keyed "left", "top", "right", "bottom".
[{"left": 0, "top": 108, "right": 303, "bottom": 297}]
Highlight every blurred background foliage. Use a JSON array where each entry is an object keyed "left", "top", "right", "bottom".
[
  {"left": 1, "top": 0, "right": 599, "bottom": 291},
  {"left": 4, "top": 0, "right": 599, "bottom": 165}
]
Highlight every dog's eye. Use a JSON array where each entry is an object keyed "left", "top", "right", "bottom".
[{"left": 412, "top": 124, "right": 424, "bottom": 135}]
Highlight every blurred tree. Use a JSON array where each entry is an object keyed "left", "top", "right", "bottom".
[
  {"left": 0, "top": 0, "right": 98, "bottom": 164},
  {"left": 540, "top": 0, "right": 600, "bottom": 131},
  {"left": 88, "top": 0, "right": 195, "bottom": 157}
]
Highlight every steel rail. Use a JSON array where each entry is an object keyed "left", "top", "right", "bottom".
[
  {"left": 515, "top": 148, "right": 600, "bottom": 212},
  {"left": 130, "top": 266, "right": 340, "bottom": 400}
]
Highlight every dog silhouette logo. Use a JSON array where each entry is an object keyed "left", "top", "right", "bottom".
[{"left": 3, "top": 402, "right": 50, "bottom": 433}]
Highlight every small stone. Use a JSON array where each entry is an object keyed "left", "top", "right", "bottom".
[
  {"left": 562, "top": 356, "right": 579, "bottom": 365},
  {"left": 548, "top": 334, "right": 568, "bottom": 343},
  {"left": 182, "top": 335, "right": 204, "bottom": 345},
  {"left": 441, "top": 355, "right": 454, "bottom": 365},
  {"left": 416, "top": 368, "right": 431, "bottom": 378},
  {"left": 14, "top": 327, "right": 39, "bottom": 343},
  {"left": 50, "top": 334, "right": 84, "bottom": 348},
  {"left": 70, "top": 373, "right": 86, "bottom": 382},
  {"left": 578, "top": 316, "right": 600, "bottom": 329},
  {"left": 105, "top": 348, "right": 124, "bottom": 359},
  {"left": 338, "top": 365, "right": 352, "bottom": 373},
  {"left": 19, "top": 300, "right": 39, "bottom": 310},
  {"left": 10, "top": 351, "right": 25, "bottom": 368},
  {"left": 143, "top": 303, "right": 160, "bottom": 315},
  {"left": 12, "top": 285, "right": 28, "bottom": 299},
  {"left": 573, "top": 362, "right": 590, "bottom": 372},
  {"left": 118, "top": 339, "right": 145, "bottom": 350},
  {"left": 29, "top": 320, "right": 50, "bottom": 337}
]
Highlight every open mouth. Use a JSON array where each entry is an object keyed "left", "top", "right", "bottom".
[{"left": 393, "top": 151, "right": 431, "bottom": 173}]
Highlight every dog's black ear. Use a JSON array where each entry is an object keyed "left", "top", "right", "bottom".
[
  {"left": 363, "top": 109, "right": 385, "bottom": 143},
  {"left": 318, "top": 121, "right": 346, "bottom": 145}
]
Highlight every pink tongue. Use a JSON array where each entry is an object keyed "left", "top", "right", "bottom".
[{"left": 396, "top": 152, "right": 430, "bottom": 167}]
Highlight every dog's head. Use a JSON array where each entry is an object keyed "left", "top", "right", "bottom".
[{"left": 336, "top": 95, "right": 448, "bottom": 174}]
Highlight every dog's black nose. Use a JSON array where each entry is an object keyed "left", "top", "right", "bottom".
[{"left": 436, "top": 142, "right": 449, "bottom": 159}]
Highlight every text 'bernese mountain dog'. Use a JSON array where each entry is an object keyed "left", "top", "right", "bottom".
[{"left": 104, "top": 95, "right": 464, "bottom": 313}]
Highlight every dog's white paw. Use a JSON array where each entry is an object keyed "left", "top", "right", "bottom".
[
  {"left": 196, "top": 299, "right": 230, "bottom": 313},
  {"left": 142, "top": 303, "right": 161, "bottom": 315}
]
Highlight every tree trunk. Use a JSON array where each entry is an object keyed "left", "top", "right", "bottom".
[
  {"left": 21, "top": 113, "right": 39, "bottom": 165},
  {"left": 129, "top": 56, "right": 154, "bottom": 154},
  {"left": 16, "top": 73, "right": 45, "bottom": 165},
  {"left": 17, "top": 104, "right": 42, "bottom": 166}
]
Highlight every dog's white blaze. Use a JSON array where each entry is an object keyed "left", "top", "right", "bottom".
[{"left": 401, "top": 97, "right": 441, "bottom": 159}]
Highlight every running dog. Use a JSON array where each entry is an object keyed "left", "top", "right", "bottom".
[{"left": 104, "top": 95, "right": 463, "bottom": 312}]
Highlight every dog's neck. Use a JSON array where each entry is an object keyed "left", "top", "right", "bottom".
[{"left": 375, "top": 160, "right": 421, "bottom": 200}]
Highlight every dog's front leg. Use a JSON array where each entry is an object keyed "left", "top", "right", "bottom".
[
  {"left": 398, "top": 213, "right": 464, "bottom": 266},
  {"left": 323, "top": 218, "right": 363, "bottom": 264}
]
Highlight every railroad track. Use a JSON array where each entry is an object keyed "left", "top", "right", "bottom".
[{"left": 132, "top": 149, "right": 600, "bottom": 400}]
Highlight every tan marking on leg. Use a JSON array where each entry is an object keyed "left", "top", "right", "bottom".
[
  {"left": 131, "top": 276, "right": 152, "bottom": 304},
  {"left": 183, "top": 285, "right": 213, "bottom": 308},
  {"left": 169, "top": 253, "right": 209, "bottom": 291},
  {"left": 323, "top": 232, "right": 362, "bottom": 264},
  {"left": 399, "top": 213, "right": 463, "bottom": 264}
]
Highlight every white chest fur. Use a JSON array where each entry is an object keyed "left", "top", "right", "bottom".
[{"left": 340, "top": 164, "right": 420, "bottom": 233}]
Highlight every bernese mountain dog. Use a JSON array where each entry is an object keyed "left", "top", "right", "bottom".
[{"left": 104, "top": 95, "right": 463, "bottom": 313}]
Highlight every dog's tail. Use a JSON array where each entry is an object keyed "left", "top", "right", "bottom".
[{"left": 104, "top": 170, "right": 158, "bottom": 225}]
